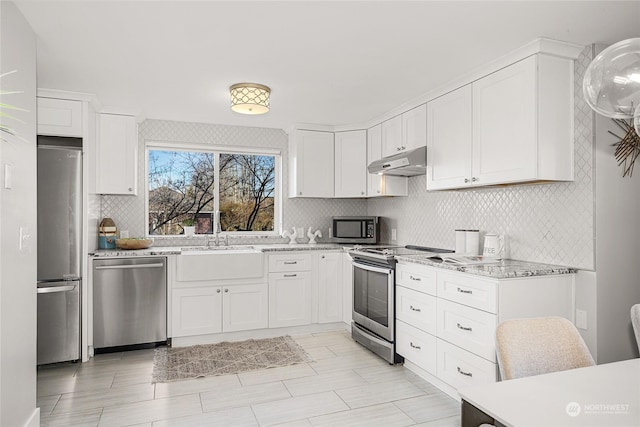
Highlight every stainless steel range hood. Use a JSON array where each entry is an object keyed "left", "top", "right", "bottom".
[{"left": 367, "top": 146, "right": 426, "bottom": 176}]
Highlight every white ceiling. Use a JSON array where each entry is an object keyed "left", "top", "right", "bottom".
[{"left": 15, "top": 1, "right": 640, "bottom": 131}]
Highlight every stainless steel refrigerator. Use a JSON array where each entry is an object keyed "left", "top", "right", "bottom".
[{"left": 37, "top": 136, "right": 82, "bottom": 365}]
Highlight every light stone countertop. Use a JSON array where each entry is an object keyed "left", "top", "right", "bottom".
[
  {"left": 395, "top": 255, "right": 577, "bottom": 279},
  {"left": 90, "top": 243, "right": 345, "bottom": 258}
]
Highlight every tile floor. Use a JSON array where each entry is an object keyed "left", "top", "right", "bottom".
[{"left": 37, "top": 330, "right": 460, "bottom": 427}]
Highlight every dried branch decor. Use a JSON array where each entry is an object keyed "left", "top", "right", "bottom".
[{"left": 608, "top": 118, "right": 640, "bottom": 177}]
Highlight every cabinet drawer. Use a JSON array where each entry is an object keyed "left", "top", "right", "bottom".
[
  {"left": 396, "top": 285, "right": 437, "bottom": 334},
  {"left": 396, "top": 320, "right": 437, "bottom": 375},
  {"left": 437, "top": 299, "right": 497, "bottom": 361},
  {"left": 268, "top": 253, "right": 312, "bottom": 272},
  {"left": 396, "top": 263, "right": 437, "bottom": 295},
  {"left": 437, "top": 271, "right": 497, "bottom": 313},
  {"left": 436, "top": 339, "right": 497, "bottom": 390}
]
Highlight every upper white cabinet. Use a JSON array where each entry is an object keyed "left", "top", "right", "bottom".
[
  {"left": 381, "top": 104, "right": 427, "bottom": 158},
  {"left": 96, "top": 113, "right": 138, "bottom": 195},
  {"left": 334, "top": 130, "right": 367, "bottom": 198},
  {"left": 37, "top": 98, "right": 83, "bottom": 137},
  {"left": 367, "top": 125, "right": 409, "bottom": 197},
  {"left": 289, "top": 130, "right": 334, "bottom": 198},
  {"left": 427, "top": 54, "right": 574, "bottom": 190}
]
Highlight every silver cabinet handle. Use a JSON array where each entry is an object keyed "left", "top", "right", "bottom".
[
  {"left": 224, "top": 289, "right": 229, "bottom": 293},
  {"left": 409, "top": 275, "right": 421, "bottom": 281},
  {"left": 464, "top": 178, "right": 470, "bottom": 183},
  {"left": 457, "top": 287, "right": 473, "bottom": 294},
  {"left": 37, "top": 285, "right": 76, "bottom": 294},
  {"left": 409, "top": 305, "right": 421, "bottom": 312},
  {"left": 471, "top": 177, "right": 478, "bottom": 182},
  {"left": 283, "top": 261, "right": 298, "bottom": 265},
  {"left": 128, "top": 187, "right": 133, "bottom": 192},
  {"left": 95, "top": 263, "right": 164, "bottom": 270},
  {"left": 284, "top": 274, "right": 297, "bottom": 278},
  {"left": 216, "top": 289, "right": 221, "bottom": 293},
  {"left": 457, "top": 323, "right": 473, "bottom": 332},
  {"left": 457, "top": 367, "right": 473, "bottom": 377},
  {"left": 410, "top": 342, "right": 421, "bottom": 350}
]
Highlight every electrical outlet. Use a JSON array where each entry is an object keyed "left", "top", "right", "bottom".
[
  {"left": 391, "top": 228, "right": 397, "bottom": 241},
  {"left": 576, "top": 309, "right": 588, "bottom": 330}
]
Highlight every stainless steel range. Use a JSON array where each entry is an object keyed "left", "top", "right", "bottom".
[{"left": 349, "top": 245, "right": 453, "bottom": 364}]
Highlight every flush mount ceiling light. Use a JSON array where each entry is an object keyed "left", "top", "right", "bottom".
[{"left": 229, "top": 83, "right": 270, "bottom": 115}]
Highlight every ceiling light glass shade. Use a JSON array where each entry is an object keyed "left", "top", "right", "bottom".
[
  {"left": 230, "top": 83, "right": 270, "bottom": 115},
  {"left": 583, "top": 38, "right": 640, "bottom": 119}
]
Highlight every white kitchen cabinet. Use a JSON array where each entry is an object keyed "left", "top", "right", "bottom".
[
  {"left": 367, "top": 124, "right": 408, "bottom": 197},
  {"left": 268, "top": 271, "right": 312, "bottom": 328},
  {"left": 396, "top": 261, "right": 574, "bottom": 392},
  {"left": 289, "top": 130, "right": 334, "bottom": 198},
  {"left": 96, "top": 113, "right": 138, "bottom": 195},
  {"left": 172, "top": 283, "right": 268, "bottom": 337},
  {"left": 172, "top": 287, "right": 223, "bottom": 337},
  {"left": 426, "top": 85, "right": 473, "bottom": 190},
  {"left": 426, "top": 54, "right": 574, "bottom": 190},
  {"left": 334, "top": 130, "right": 367, "bottom": 198},
  {"left": 381, "top": 104, "right": 427, "bottom": 158},
  {"left": 342, "top": 252, "right": 353, "bottom": 324},
  {"left": 37, "top": 97, "right": 83, "bottom": 137},
  {"left": 317, "top": 252, "right": 343, "bottom": 323},
  {"left": 222, "top": 284, "right": 268, "bottom": 332}
]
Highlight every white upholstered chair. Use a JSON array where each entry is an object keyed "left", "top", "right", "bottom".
[
  {"left": 495, "top": 316, "right": 595, "bottom": 381},
  {"left": 632, "top": 304, "right": 640, "bottom": 353}
]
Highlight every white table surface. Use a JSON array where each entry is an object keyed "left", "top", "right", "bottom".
[{"left": 459, "top": 358, "right": 640, "bottom": 427}]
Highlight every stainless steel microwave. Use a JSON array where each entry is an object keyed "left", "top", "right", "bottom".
[{"left": 331, "top": 216, "right": 379, "bottom": 244}]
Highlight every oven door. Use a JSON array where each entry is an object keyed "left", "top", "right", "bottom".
[{"left": 352, "top": 261, "right": 394, "bottom": 342}]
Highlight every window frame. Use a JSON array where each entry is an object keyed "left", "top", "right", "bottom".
[{"left": 145, "top": 140, "right": 282, "bottom": 238}]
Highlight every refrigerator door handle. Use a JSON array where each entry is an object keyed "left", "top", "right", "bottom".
[
  {"left": 37, "top": 285, "right": 76, "bottom": 294},
  {"left": 94, "top": 263, "right": 165, "bottom": 270}
]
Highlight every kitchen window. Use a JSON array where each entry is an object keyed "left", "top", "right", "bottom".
[{"left": 146, "top": 142, "right": 280, "bottom": 236}]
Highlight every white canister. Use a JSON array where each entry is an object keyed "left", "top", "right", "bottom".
[
  {"left": 465, "top": 230, "right": 480, "bottom": 255},
  {"left": 455, "top": 229, "right": 467, "bottom": 253}
]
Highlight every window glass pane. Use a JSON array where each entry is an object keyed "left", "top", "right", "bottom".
[
  {"left": 148, "top": 150, "right": 215, "bottom": 235},
  {"left": 219, "top": 153, "right": 275, "bottom": 232}
]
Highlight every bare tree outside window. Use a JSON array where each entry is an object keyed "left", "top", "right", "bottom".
[{"left": 148, "top": 149, "right": 276, "bottom": 235}]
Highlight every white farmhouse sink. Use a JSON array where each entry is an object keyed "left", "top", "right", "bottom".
[{"left": 176, "top": 249, "right": 264, "bottom": 281}]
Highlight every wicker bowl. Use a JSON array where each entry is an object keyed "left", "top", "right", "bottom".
[{"left": 115, "top": 238, "right": 154, "bottom": 250}]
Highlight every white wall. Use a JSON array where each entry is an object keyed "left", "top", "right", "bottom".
[
  {"left": 594, "top": 105, "right": 640, "bottom": 363},
  {"left": 0, "top": 2, "right": 39, "bottom": 426}
]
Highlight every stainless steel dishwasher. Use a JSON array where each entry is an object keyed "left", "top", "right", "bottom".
[{"left": 93, "top": 257, "right": 167, "bottom": 350}]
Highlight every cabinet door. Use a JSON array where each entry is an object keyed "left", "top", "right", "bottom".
[
  {"left": 472, "top": 56, "right": 537, "bottom": 186},
  {"left": 37, "top": 98, "right": 83, "bottom": 137},
  {"left": 342, "top": 253, "right": 353, "bottom": 323},
  {"left": 222, "top": 284, "right": 268, "bottom": 332},
  {"left": 96, "top": 113, "right": 138, "bottom": 195},
  {"left": 268, "top": 272, "right": 312, "bottom": 327},
  {"left": 290, "top": 130, "right": 334, "bottom": 198},
  {"left": 396, "top": 320, "right": 437, "bottom": 375},
  {"left": 334, "top": 130, "right": 367, "bottom": 198},
  {"left": 402, "top": 103, "right": 427, "bottom": 152},
  {"left": 171, "top": 287, "right": 222, "bottom": 337},
  {"left": 318, "top": 253, "right": 343, "bottom": 323},
  {"left": 426, "top": 85, "right": 473, "bottom": 190},
  {"left": 381, "top": 115, "right": 402, "bottom": 158},
  {"left": 367, "top": 124, "right": 408, "bottom": 197}
]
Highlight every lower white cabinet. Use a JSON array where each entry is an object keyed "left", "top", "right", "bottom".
[
  {"left": 172, "top": 283, "right": 267, "bottom": 337},
  {"left": 396, "top": 260, "right": 574, "bottom": 392},
  {"left": 318, "top": 253, "right": 343, "bottom": 323},
  {"left": 268, "top": 271, "right": 312, "bottom": 328}
]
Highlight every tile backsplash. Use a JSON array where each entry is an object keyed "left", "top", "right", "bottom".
[{"left": 98, "top": 46, "right": 594, "bottom": 269}]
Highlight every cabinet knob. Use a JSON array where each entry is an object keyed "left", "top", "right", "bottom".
[
  {"left": 216, "top": 289, "right": 221, "bottom": 293},
  {"left": 299, "top": 191, "right": 302, "bottom": 196},
  {"left": 321, "top": 255, "right": 325, "bottom": 259},
  {"left": 128, "top": 187, "right": 133, "bottom": 192},
  {"left": 224, "top": 288, "right": 229, "bottom": 293},
  {"left": 361, "top": 191, "right": 365, "bottom": 195},
  {"left": 377, "top": 190, "right": 381, "bottom": 194},
  {"left": 396, "top": 147, "right": 402, "bottom": 151},
  {"left": 471, "top": 177, "right": 478, "bottom": 182},
  {"left": 464, "top": 178, "right": 470, "bottom": 183}
]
